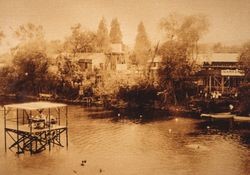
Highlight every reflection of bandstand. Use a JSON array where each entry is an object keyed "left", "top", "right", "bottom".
[{"left": 3, "top": 102, "right": 68, "bottom": 154}]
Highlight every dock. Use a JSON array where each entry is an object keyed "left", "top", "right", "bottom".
[
  {"left": 201, "top": 113, "right": 250, "bottom": 128},
  {"left": 3, "top": 101, "right": 69, "bottom": 154}
]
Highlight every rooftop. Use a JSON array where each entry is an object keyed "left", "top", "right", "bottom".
[
  {"left": 4, "top": 101, "right": 67, "bottom": 110},
  {"left": 198, "top": 53, "right": 239, "bottom": 64}
]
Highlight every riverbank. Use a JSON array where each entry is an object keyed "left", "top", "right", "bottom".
[{"left": 1, "top": 95, "right": 249, "bottom": 128}]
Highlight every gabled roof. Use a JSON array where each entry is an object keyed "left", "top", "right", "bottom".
[
  {"left": 198, "top": 53, "right": 239, "bottom": 64},
  {"left": 4, "top": 101, "right": 67, "bottom": 110}
]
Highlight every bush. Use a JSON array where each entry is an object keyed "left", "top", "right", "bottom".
[
  {"left": 117, "top": 82, "right": 158, "bottom": 108},
  {"left": 238, "top": 83, "right": 250, "bottom": 115}
]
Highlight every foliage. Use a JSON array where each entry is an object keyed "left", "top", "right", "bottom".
[
  {"left": 55, "top": 54, "right": 84, "bottom": 99},
  {"left": 134, "top": 22, "right": 151, "bottom": 65},
  {"left": 10, "top": 41, "right": 50, "bottom": 95},
  {"left": 96, "top": 17, "right": 110, "bottom": 52},
  {"left": 237, "top": 83, "right": 250, "bottom": 115},
  {"left": 117, "top": 82, "right": 158, "bottom": 108},
  {"left": 0, "top": 66, "right": 17, "bottom": 94},
  {"left": 64, "top": 24, "right": 96, "bottom": 55},
  {"left": 14, "top": 23, "right": 44, "bottom": 41},
  {"left": 3, "top": 24, "right": 47, "bottom": 94},
  {"left": 57, "top": 54, "right": 83, "bottom": 82},
  {"left": 158, "top": 14, "right": 209, "bottom": 104},
  {"left": 239, "top": 41, "right": 250, "bottom": 79},
  {"left": 46, "top": 40, "right": 64, "bottom": 55},
  {"left": 93, "top": 69, "right": 147, "bottom": 99},
  {"left": 109, "top": 18, "right": 122, "bottom": 44},
  {"left": 160, "top": 14, "right": 209, "bottom": 60},
  {"left": 158, "top": 41, "right": 194, "bottom": 104},
  {"left": 0, "top": 23, "right": 80, "bottom": 98}
]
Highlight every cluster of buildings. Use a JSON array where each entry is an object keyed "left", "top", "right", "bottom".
[
  {"left": 55, "top": 44, "right": 246, "bottom": 98},
  {"left": 0, "top": 42, "right": 247, "bottom": 99},
  {"left": 196, "top": 53, "right": 245, "bottom": 97}
]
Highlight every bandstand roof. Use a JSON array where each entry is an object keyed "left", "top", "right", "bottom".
[{"left": 4, "top": 101, "right": 67, "bottom": 110}]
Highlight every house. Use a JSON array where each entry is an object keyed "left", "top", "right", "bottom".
[
  {"left": 106, "top": 43, "right": 127, "bottom": 71},
  {"left": 196, "top": 53, "right": 245, "bottom": 95},
  {"left": 75, "top": 53, "right": 106, "bottom": 72},
  {"left": 147, "top": 55, "right": 163, "bottom": 83}
]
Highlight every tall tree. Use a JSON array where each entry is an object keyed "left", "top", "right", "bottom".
[
  {"left": 11, "top": 41, "right": 49, "bottom": 95},
  {"left": 159, "top": 14, "right": 209, "bottom": 104},
  {"left": 109, "top": 18, "right": 122, "bottom": 44},
  {"left": 160, "top": 14, "right": 209, "bottom": 60},
  {"left": 64, "top": 23, "right": 96, "bottom": 55},
  {"left": 96, "top": 17, "right": 110, "bottom": 52},
  {"left": 134, "top": 22, "right": 151, "bottom": 65},
  {"left": 239, "top": 41, "right": 250, "bottom": 79},
  {"left": 5, "top": 23, "right": 57, "bottom": 95}
]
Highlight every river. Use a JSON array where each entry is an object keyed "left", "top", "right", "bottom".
[{"left": 0, "top": 105, "right": 249, "bottom": 175}]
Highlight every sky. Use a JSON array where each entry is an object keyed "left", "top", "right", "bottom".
[{"left": 0, "top": 0, "right": 250, "bottom": 53}]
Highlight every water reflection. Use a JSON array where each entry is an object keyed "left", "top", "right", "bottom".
[{"left": 0, "top": 105, "right": 249, "bottom": 175}]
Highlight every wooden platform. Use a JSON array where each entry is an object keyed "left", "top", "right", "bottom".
[
  {"left": 6, "top": 124, "right": 67, "bottom": 134},
  {"left": 234, "top": 116, "right": 250, "bottom": 122},
  {"left": 4, "top": 101, "right": 69, "bottom": 154},
  {"left": 201, "top": 113, "right": 250, "bottom": 129},
  {"left": 210, "top": 113, "right": 234, "bottom": 119},
  {"left": 5, "top": 124, "right": 67, "bottom": 154}
]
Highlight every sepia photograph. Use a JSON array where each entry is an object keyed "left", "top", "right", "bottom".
[{"left": 0, "top": 0, "right": 249, "bottom": 174}]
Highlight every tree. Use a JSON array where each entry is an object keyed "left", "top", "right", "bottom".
[
  {"left": 134, "top": 22, "right": 151, "bottom": 65},
  {"left": 47, "top": 40, "right": 64, "bottom": 55},
  {"left": 239, "top": 41, "right": 250, "bottom": 79},
  {"left": 158, "top": 41, "right": 193, "bottom": 104},
  {"left": 64, "top": 24, "right": 96, "bottom": 56},
  {"left": 117, "top": 82, "right": 158, "bottom": 109},
  {"left": 109, "top": 18, "right": 122, "bottom": 44},
  {"left": 237, "top": 83, "right": 250, "bottom": 115},
  {"left": 158, "top": 14, "right": 209, "bottom": 104},
  {"left": 11, "top": 41, "right": 50, "bottom": 95},
  {"left": 12, "top": 23, "right": 46, "bottom": 55},
  {"left": 96, "top": 17, "right": 110, "bottom": 52},
  {"left": 14, "top": 23, "right": 44, "bottom": 41},
  {"left": 2, "top": 23, "right": 58, "bottom": 95},
  {"left": 160, "top": 14, "right": 209, "bottom": 60},
  {"left": 56, "top": 54, "right": 83, "bottom": 99}
]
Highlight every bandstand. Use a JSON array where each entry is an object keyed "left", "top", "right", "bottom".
[{"left": 3, "top": 101, "right": 68, "bottom": 154}]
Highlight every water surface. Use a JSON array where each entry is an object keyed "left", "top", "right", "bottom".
[{"left": 0, "top": 105, "right": 249, "bottom": 175}]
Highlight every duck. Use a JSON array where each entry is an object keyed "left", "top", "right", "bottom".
[{"left": 81, "top": 160, "right": 87, "bottom": 166}]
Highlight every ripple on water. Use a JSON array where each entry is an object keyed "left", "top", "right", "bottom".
[{"left": 0, "top": 105, "right": 249, "bottom": 175}]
